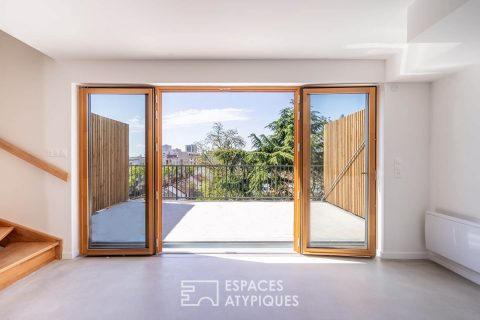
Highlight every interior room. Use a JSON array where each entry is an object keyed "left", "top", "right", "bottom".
[{"left": 0, "top": 1, "right": 479, "bottom": 319}]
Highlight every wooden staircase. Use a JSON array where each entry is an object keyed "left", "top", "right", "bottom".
[{"left": 0, "top": 218, "right": 62, "bottom": 290}]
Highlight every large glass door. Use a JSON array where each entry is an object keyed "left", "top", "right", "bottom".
[
  {"left": 79, "top": 88, "right": 155, "bottom": 255},
  {"left": 301, "top": 87, "right": 376, "bottom": 256}
]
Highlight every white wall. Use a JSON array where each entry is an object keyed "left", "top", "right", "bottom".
[
  {"left": 378, "top": 83, "right": 431, "bottom": 258},
  {"left": 1, "top": 31, "right": 433, "bottom": 259},
  {"left": 430, "top": 64, "right": 480, "bottom": 220},
  {"left": 54, "top": 53, "right": 384, "bottom": 258},
  {"left": 0, "top": 31, "right": 69, "bottom": 249}
]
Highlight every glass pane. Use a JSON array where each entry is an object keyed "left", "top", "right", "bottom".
[
  {"left": 308, "top": 93, "right": 368, "bottom": 248},
  {"left": 88, "top": 94, "right": 147, "bottom": 248}
]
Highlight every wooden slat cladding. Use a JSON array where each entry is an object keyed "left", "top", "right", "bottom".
[
  {"left": 90, "top": 113, "right": 129, "bottom": 212},
  {"left": 323, "top": 109, "right": 366, "bottom": 218}
]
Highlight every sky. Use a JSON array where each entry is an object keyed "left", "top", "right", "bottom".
[
  {"left": 310, "top": 93, "right": 367, "bottom": 121},
  {"left": 163, "top": 92, "right": 367, "bottom": 151},
  {"left": 89, "top": 92, "right": 367, "bottom": 157},
  {"left": 162, "top": 92, "right": 294, "bottom": 151}
]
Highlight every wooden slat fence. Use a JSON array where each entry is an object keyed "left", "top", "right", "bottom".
[
  {"left": 323, "top": 109, "right": 366, "bottom": 218},
  {"left": 91, "top": 113, "right": 129, "bottom": 212}
]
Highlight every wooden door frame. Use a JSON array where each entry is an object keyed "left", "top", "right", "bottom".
[
  {"left": 154, "top": 86, "right": 302, "bottom": 253},
  {"left": 300, "top": 86, "right": 377, "bottom": 257},
  {"left": 79, "top": 87, "right": 155, "bottom": 256},
  {"left": 78, "top": 85, "right": 376, "bottom": 257}
]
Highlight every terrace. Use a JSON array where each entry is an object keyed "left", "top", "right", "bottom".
[{"left": 90, "top": 164, "right": 365, "bottom": 246}]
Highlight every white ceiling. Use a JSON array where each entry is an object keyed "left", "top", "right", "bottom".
[{"left": 0, "top": 0, "right": 412, "bottom": 60}]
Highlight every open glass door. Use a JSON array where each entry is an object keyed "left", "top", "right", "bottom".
[
  {"left": 79, "top": 88, "right": 155, "bottom": 255},
  {"left": 300, "top": 87, "right": 376, "bottom": 256}
]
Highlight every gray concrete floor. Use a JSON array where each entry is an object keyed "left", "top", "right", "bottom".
[
  {"left": 91, "top": 200, "right": 365, "bottom": 243},
  {"left": 0, "top": 255, "right": 479, "bottom": 320}
]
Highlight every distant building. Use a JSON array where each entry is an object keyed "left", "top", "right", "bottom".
[
  {"left": 162, "top": 147, "right": 198, "bottom": 165},
  {"left": 162, "top": 144, "right": 172, "bottom": 153},
  {"left": 185, "top": 144, "right": 197, "bottom": 153},
  {"left": 129, "top": 156, "right": 145, "bottom": 166}
]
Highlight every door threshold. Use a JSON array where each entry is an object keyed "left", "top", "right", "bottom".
[{"left": 162, "top": 241, "right": 295, "bottom": 254}]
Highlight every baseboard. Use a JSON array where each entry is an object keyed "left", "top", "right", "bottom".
[
  {"left": 428, "top": 252, "right": 480, "bottom": 285},
  {"left": 378, "top": 251, "right": 428, "bottom": 259},
  {"left": 62, "top": 250, "right": 80, "bottom": 259}
]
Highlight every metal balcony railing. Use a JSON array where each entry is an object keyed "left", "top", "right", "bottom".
[
  {"left": 129, "top": 164, "right": 324, "bottom": 201},
  {"left": 129, "top": 165, "right": 145, "bottom": 199}
]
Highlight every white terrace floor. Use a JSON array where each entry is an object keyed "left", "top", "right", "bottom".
[{"left": 91, "top": 200, "right": 365, "bottom": 244}]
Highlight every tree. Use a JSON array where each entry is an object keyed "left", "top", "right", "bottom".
[
  {"left": 195, "top": 122, "right": 249, "bottom": 198},
  {"left": 248, "top": 106, "right": 295, "bottom": 165},
  {"left": 247, "top": 101, "right": 328, "bottom": 198},
  {"left": 198, "top": 122, "right": 247, "bottom": 166},
  {"left": 248, "top": 100, "right": 328, "bottom": 166},
  {"left": 189, "top": 103, "right": 329, "bottom": 200},
  {"left": 308, "top": 109, "right": 329, "bottom": 199},
  {"left": 205, "top": 122, "right": 245, "bottom": 150}
]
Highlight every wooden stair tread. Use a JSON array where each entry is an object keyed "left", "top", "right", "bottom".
[
  {"left": 0, "top": 241, "right": 59, "bottom": 272},
  {"left": 0, "top": 227, "right": 14, "bottom": 241}
]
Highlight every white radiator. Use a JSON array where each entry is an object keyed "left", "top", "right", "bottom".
[{"left": 426, "top": 211, "right": 480, "bottom": 284}]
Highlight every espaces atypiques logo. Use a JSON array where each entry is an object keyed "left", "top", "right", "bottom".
[{"left": 181, "top": 279, "right": 300, "bottom": 308}]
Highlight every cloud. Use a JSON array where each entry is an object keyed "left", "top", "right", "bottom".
[
  {"left": 127, "top": 115, "right": 145, "bottom": 133},
  {"left": 163, "top": 108, "right": 250, "bottom": 129}
]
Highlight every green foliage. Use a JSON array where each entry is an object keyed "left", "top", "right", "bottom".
[
  {"left": 213, "top": 149, "right": 248, "bottom": 166},
  {"left": 248, "top": 103, "right": 295, "bottom": 165},
  {"left": 206, "top": 122, "right": 246, "bottom": 150},
  {"left": 129, "top": 166, "right": 144, "bottom": 187},
  {"left": 196, "top": 122, "right": 246, "bottom": 165},
  {"left": 248, "top": 100, "right": 327, "bottom": 166},
  {"left": 175, "top": 100, "right": 328, "bottom": 200}
]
